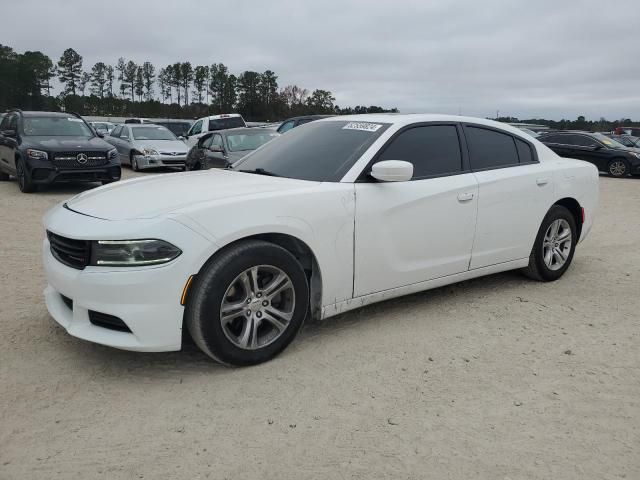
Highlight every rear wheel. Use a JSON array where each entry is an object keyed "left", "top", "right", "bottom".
[
  {"left": 522, "top": 205, "right": 577, "bottom": 281},
  {"left": 608, "top": 158, "right": 629, "bottom": 177},
  {"left": 130, "top": 153, "right": 139, "bottom": 172},
  {"left": 186, "top": 240, "right": 309, "bottom": 366},
  {"left": 16, "top": 158, "right": 36, "bottom": 193}
]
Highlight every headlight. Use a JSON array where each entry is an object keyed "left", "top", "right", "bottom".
[
  {"left": 26, "top": 149, "right": 48, "bottom": 160},
  {"left": 629, "top": 152, "right": 640, "bottom": 159},
  {"left": 90, "top": 239, "right": 181, "bottom": 267},
  {"left": 107, "top": 148, "right": 118, "bottom": 159},
  {"left": 142, "top": 148, "right": 159, "bottom": 157}
]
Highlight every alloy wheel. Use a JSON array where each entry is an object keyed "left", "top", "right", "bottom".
[
  {"left": 542, "top": 219, "right": 572, "bottom": 271},
  {"left": 16, "top": 160, "right": 25, "bottom": 189},
  {"left": 609, "top": 160, "right": 626, "bottom": 176},
  {"left": 219, "top": 265, "right": 296, "bottom": 350}
]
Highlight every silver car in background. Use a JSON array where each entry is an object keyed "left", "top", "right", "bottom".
[{"left": 106, "top": 124, "right": 189, "bottom": 171}]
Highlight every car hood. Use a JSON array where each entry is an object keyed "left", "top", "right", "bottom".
[
  {"left": 24, "top": 136, "right": 112, "bottom": 151},
  {"left": 132, "top": 139, "right": 188, "bottom": 153},
  {"left": 65, "top": 169, "right": 317, "bottom": 220}
]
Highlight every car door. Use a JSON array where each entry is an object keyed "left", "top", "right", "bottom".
[
  {"left": 557, "top": 134, "right": 612, "bottom": 171},
  {"left": 353, "top": 123, "right": 479, "bottom": 297},
  {"left": 118, "top": 126, "right": 133, "bottom": 159},
  {"left": 463, "top": 124, "right": 555, "bottom": 269},
  {"left": 185, "top": 119, "right": 204, "bottom": 148},
  {"left": 203, "top": 134, "right": 228, "bottom": 168},
  {"left": 107, "top": 125, "right": 123, "bottom": 155},
  {"left": 0, "top": 114, "right": 17, "bottom": 174}
]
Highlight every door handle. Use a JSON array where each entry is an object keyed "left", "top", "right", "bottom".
[
  {"left": 457, "top": 192, "right": 474, "bottom": 202},
  {"left": 536, "top": 178, "right": 549, "bottom": 186}
]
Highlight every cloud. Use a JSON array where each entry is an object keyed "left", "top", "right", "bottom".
[{"left": 3, "top": 0, "right": 639, "bottom": 119}]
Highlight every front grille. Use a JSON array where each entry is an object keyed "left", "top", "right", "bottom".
[
  {"left": 88, "top": 311, "right": 132, "bottom": 333},
  {"left": 47, "top": 231, "right": 90, "bottom": 270},
  {"left": 161, "top": 159, "right": 185, "bottom": 165},
  {"left": 52, "top": 151, "right": 108, "bottom": 169},
  {"left": 159, "top": 151, "right": 185, "bottom": 156}
]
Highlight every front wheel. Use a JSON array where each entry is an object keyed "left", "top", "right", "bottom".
[
  {"left": 131, "top": 154, "right": 139, "bottom": 172},
  {"left": 608, "top": 158, "right": 629, "bottom": 177},
  {"left": 185, "top": 240, "right": 309, "bottom": 366},
  {"left": 16, "top": 158, "right": 36, "bottom": 193},
  {"left": 521, "top": 205, "right": 577, "bottom": 282}
]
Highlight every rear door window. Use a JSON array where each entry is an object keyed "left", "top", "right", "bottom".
[
  {"left": 465, "top": 126, "right": 519, "bottom": 170},
  {"left": 378, "top": 125, "right": 463, "bottom": 179}
]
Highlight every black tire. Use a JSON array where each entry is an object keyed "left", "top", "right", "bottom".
[
  {"left": 521, "top": 205, "right": 577, "bottom": 282},
  {"left": 16, "top": 157, "right": 36, "bottom": 193},
  {"left": 130, "top": 153, "right": 139, "bottom": 172},
  {"left": 0, "top": 170, "right": 9, "bottom": 181},
  {"left": 608, "top": 158, "right": 629, "bottom": 177},
  {"left": 185, "top": 240, "right": 309, "bottom": 366}
]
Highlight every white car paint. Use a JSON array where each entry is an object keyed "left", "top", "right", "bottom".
[{"left": 42, "top": 114, "right": 599, "bottom": 353}]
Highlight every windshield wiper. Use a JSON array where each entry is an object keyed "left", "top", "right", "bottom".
[{"left": 237, "top": 168, "right": 281, "bottom": 177}]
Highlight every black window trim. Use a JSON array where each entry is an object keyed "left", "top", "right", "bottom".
[
  {"left": 460, "top": 123, "right": 539, "bottom": 173},
  {"left": 356, "top": 121, "right": 471, "bottom": 182}
]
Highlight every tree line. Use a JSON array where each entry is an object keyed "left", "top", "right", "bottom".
[{"left": 0, "top": 44, "right": 398, "bottom": 121}]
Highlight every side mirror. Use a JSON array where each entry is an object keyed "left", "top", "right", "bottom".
[
  {"left": 591, "top": 144, "right": 603, "bottom": 151},
  {"left": 96, "top": 131, "right": 105, "bottom": 138},
  {"left": 178, "top": 136, "right": 186, "bottom": 141},
  {"left": 370, "top": 160, "right": 413, "bottom": 182}
]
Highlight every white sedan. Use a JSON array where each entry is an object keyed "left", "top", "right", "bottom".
[{"left": 42, "top": 114, "right": 599, "bottom": 366}]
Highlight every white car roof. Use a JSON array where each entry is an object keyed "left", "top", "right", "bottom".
[
  {"left": 318, "top": 113, "right": 527, "bottom": 137},
  {"left": 206, "top": 114, "right": 243, "bottom": 120}
]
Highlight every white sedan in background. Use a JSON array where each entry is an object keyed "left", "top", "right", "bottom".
[{"left": 43, "top": 114, "right": 599, "bottom": 366}]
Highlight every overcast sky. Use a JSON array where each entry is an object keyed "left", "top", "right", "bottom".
[{"left": 3, "top": 0, "right": 639, "bottom": 120}]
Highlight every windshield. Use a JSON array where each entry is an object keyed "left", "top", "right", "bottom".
[
  {"left": 22, "top": 116, "right": 94, "bottom": 137},
  {"left": 132, "top": 126, "right": 176, "bottom": 141},
  {"left": 594, "top": 133, "right": 626, "bottom": 148},
  {"left": 226, "top": 132, "right": 279, "bottom": 152},
  {"left": 209, "top": 117, "right": 245, "bottom": 131},
  {"left": 233, "top": 120, "right": 390, "bottom": 181}
]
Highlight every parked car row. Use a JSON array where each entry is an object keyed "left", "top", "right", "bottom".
[{"left": 538, "top": 130, "right": 640, "bottom": 177}]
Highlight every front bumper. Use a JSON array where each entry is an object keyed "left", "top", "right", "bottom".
[
  {"left": 133, "top": 154, "right": 186, "bottom": 169},
  {"left": 26, "top": 157, "right": 121, "bottom": 184},
  {"left": 42, "top": 204, "right": 218, "bottom": 352}
]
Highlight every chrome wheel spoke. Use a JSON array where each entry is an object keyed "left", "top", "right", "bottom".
[
  {"left": 262, "top": 310, "right": 289, "bottom": 332},
  {"left": 237, "top": 317, "right": 258, "bottom": 349},
  {"left": 220, "top": 300, "right": 247, "bottom": 324},
  {"left": 265, "top": 277, "right": 293, "bottom": 300}
]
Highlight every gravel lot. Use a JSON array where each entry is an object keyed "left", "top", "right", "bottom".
[{"left": 1, "top": 170, "right": 638, "bottom": 479}]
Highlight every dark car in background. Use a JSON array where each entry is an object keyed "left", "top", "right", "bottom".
[
  {"left": 0, "top": 110, "right": 120, "bottom": 192},
  {"left": 185, "top": 127, "right": 279, "bottom": 170},
  {"left": 276, "top": 115, "right": 333, "bottom": 134},
  {"left": 538, "top": 131, "right": 640, "bottom": 177}
]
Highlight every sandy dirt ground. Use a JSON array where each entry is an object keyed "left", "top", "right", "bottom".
[{"left": 0, "top": 169, "right": 638, "bottom": 480}]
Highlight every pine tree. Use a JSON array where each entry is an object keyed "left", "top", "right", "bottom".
[{"left": 57, "top": 48, "right": 83, "bottom": 96}]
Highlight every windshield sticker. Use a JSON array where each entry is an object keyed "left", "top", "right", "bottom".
[
  {"left": 602, "top": 139, "right": 613, "bottom": 145},
  {"left": 67, "top": 118, "right": 83, "bottom": 122},
  {"left": 342, "top": 122, "right": 383, "bottom": 132}
]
